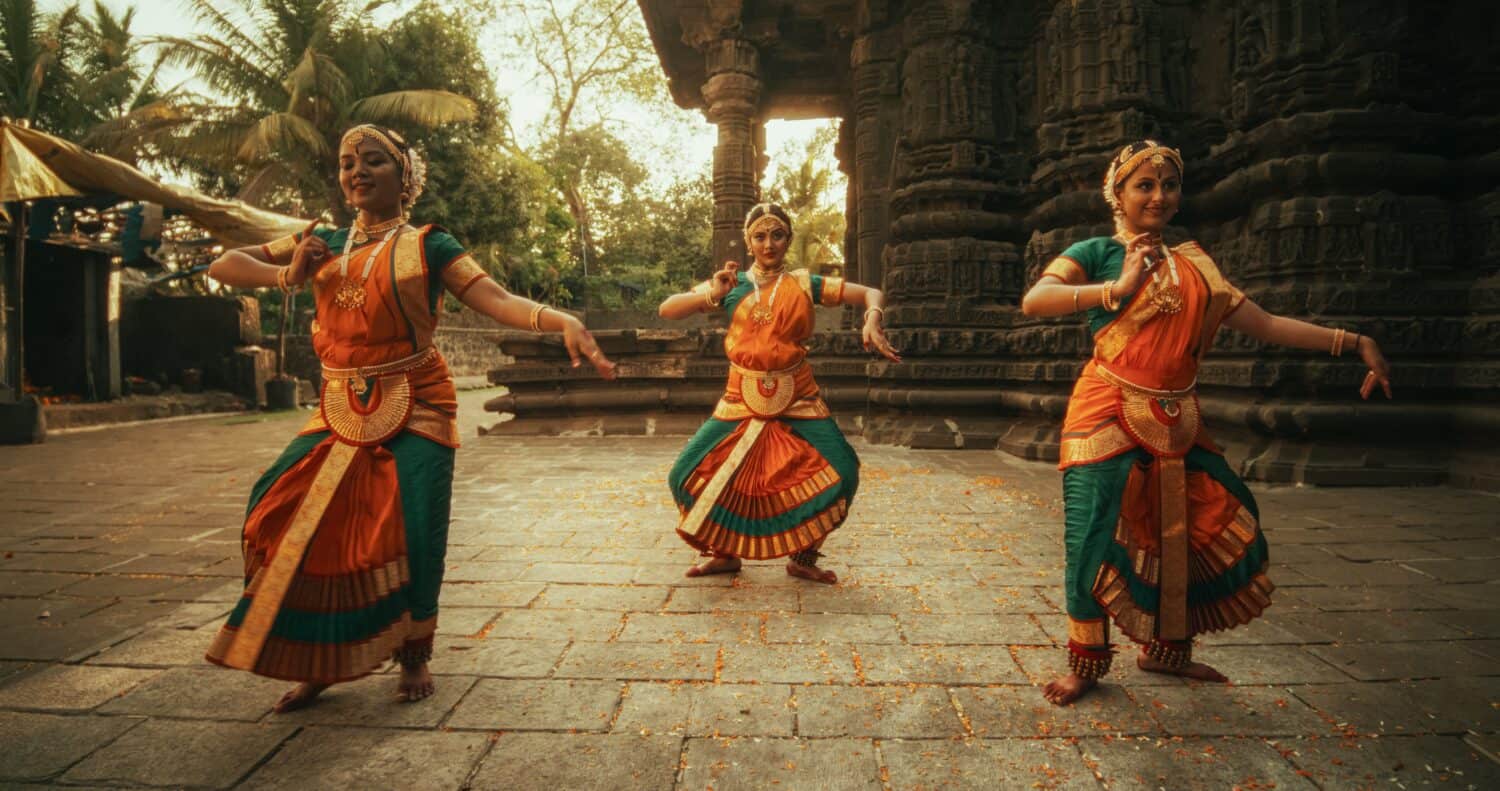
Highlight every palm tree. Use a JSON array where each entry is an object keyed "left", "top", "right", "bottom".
[
  {"left": 769, "top": 124, "right": 846, "bottom": 272},
  {"left": 118, "top": 0, "right": 476, "bottom": 220},
  {"left": 68, "top": 1, "right": 176, "bottom": 164},
  {"left": 0, "top": 0, "right": 83, "bottom": 132}
]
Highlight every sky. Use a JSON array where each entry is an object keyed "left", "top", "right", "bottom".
[{"left": 45, "top": 0, "right": 838, "bottom": 197}]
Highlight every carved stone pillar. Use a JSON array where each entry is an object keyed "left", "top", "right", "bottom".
[
  {"left": 848, "top": 0, "right": 901, "bottom": 290},
  {"left": 882, "top": 0, "right": 1012, "bottom": 332},
  {"left": 701, "top": 38, "right": 763, "bottom": 268}
]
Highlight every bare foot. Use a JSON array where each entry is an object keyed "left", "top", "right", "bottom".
[
  {"left": 273, "top": 682, "right": 329, "bottom": 713},
  {"left": 1042, "top": 673, "right": 1097, "bottom": 706},
  {"left": 397, "top": 662, "right": 435, "bottom": 702},
  {"left": 1137, "top": 654, "right": 1229, "bottom": 682},
  {"left": 685, "top": 555, "right": 741, "bottom": 577},
  {"left": 785, "top": 559, "right": 837, "bottom": 585}
]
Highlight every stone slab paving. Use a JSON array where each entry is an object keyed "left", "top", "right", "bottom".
[{"left": 0, "top": 389, "right": 1496, "bottom": 789}]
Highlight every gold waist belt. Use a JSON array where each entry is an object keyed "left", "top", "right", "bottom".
[
  {"left": 1095, "top": 364, "right": 1200, "bottom": 458},
  {"left": 319, "top": 347, "right": 436, "bottom": 447},
  {"left": 725, "top": 361, "right": 813, "bottom": 418},
  {"left": 1093, "top": 364, "right": 1196, "bottom": 398},
  {"left": 321, "top": 346, "right": 436, "bottom": 385}
]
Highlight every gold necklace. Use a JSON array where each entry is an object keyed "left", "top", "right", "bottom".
[
  {"left": 748, "top": 271, "right": 783, "bottom": 326},
  {"left": 350, "top": 215, "right": 404, "bottom": 244},
  {"left": 750, "top": 263, "right": 784, "bottom": 284},
  {"left": 333, "top": 226, "right": 400, "bottom": 310},
  {"left": 1112, "top": 234, "right": 1183, "bottom": 314},
  {"left": 1145, "top": 245, "right": 1183, "bottom": 314}
]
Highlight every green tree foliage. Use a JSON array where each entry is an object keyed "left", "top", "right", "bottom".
[
  {"left": 73, "top": 1, "right": 175, "bottom": 163},
  {"left": 497, "top": 0, "right": 658, "bottom": 267},
  {"left": 767, "top": 121, "right": 846, "bottom": 274},
  {"left": 585, "top": 173, "right": 712, "bottom": 309},
  {"left": 351, "top": 1, "right": 558, "bottom": 271},
  {"left": 0, "top": 0, "right": 84, "bottom": 133},
  {"left": 125, "top": 0, "right": 477, "bottom": 221}
]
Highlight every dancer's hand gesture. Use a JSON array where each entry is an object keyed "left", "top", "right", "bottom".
[
  {"left": 1114, "top": 232, "right": 1157, "bottom": 298},
  {"left": 562, "top": 317, "right": 618, "bottom": 380},
  {"left": 1357, "top": 336, "right": 1393, "bottom": 400},
  {"left": 286, "top": 235, "right": 330, "bottom": 287},
  {"left": 862, "top": 313, "right": 902, "bottom": 363},
  {"left": 710, "top": 261, "right": 739, "bottom": 302}
]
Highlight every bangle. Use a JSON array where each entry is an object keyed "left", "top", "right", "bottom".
[
  {"left": 529, "top": 303, "right": 550, "bottom": 333},
  {"left": 864, "top": 306, "right": 885, "bottom": 323},
  {"left": 1330, "top": 327, "right": 1345, "bottom": 357},
  {"left": 1072, "top": 287, "right": 1080, "bottom": 313},
  {"left": 1101, "top": 281, "right": 1117, "bottom": 312},
  {"left": 276, "top": 266, "right": 293, "bottom": 293},
  {"left": 703, "top": 289, "right": 721, "bottom": 308}
]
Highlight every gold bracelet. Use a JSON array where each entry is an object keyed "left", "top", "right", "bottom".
[
  {"left": 1330, "top": 327, "right": 1345, "bottom": 357},
  {"left": 1072, "top": 287, "right": 1080, "bottom": 313},
  {"left": 1101, "top": 281, "right": 1116, "bottom": 312},
  {"left": 529, "top": 303, "right": 549, "bottom": 333},
  {"left": 864, "top": 306, "right": 885, "bottom": 323},
  {"left": 704, "top": 289, "right": 721, "bottom": 309},
  {"left": 276, "top": 266, "right": 292, "bottom": 293}
]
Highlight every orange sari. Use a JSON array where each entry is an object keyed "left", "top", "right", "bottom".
[
  {"left": 207, "top": 224, "right": 488, "bottom": 683},
  {"left": 669, "top": 269, "right": 860, "bottom": 559},
  {"left": 1042, "top": 238, "right": 1274, "bottom": 656}
]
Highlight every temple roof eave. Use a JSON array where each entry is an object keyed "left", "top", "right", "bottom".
[{"left": 638, "top": 1, "right": 709, "bottom": 111}]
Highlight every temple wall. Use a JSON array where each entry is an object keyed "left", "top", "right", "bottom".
[{"left": 507, "top": 0, "right": 1500, "bottom": 488}]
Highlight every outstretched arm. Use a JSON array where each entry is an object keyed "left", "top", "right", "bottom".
[
  {"left": 460, "top": 279, "right": 617, "bottom": 380},
  {"left": 840, "top": 281, "right": 902, "bottom": 363},
  {"left": 1222, "top": 299, "right": 1392, "bottom": 399},
  {"left": 660, "top": 261, "right": 740, "bottom": 320}
]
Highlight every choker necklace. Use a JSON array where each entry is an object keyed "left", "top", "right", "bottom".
[
  {"left": 351, "top": 215, "right": 404, "bottom": 243},
  {"left": 750, "top": 264, "right": 785, "bottom": 284}
]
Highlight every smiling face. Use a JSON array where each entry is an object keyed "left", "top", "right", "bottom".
[
  {"left": 1114, "top": 161, "right": 1181, "bottom": 236},
  {"left": 338, "top": 136, "right": 404, "bottom": 219},
  {"left": 748, "top": 222, "right": 791, "bottom": 268}
]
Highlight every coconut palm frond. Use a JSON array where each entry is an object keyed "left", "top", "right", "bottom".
[
  {"left": 177, "top": 0, "right": 277, "bottom": 70},
  {"left": 347, "top": 89, "right": 478, "bottom": 127},
  {"left": 137, "top": 105, "right": 260, "bottom": 169},
  {"left": 284, "top": 46, "right": 349, "bottom": 115},
  {"left": 236, "top": 110, "right": 328, "bottom": 162},
  {"left": 152, "top": 36, "right": 284, "bottom": 108}
]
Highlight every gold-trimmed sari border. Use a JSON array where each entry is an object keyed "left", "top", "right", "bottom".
[
  {"left": 1059, "top": 420, "right": 1137, "bottom": 468},
  {"left": 1041, "top": 256, "right": 1086, "bottom": 285},
  {"left": 215, "top": 440, "right": 360, "bottom": 671}
]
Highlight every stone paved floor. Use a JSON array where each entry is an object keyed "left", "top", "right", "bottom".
[{"left": 1, "top": 389, "right": 1497, "bottom": 790}]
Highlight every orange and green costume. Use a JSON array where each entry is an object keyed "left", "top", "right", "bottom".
[
  {"left": 669, "top": 269, "right": 859, "bottom": 559},
  {"left": 1042, "top": 236, "right": 1274, "bottom": 674},
  {"left": 206, "top": 224, "right": 489, "bottom": 682}
]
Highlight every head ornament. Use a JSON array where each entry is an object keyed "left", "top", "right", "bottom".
[
  {"left": 340, "top": 124, "right": 428, "bottom": 215},
  {"left": 1102, "top": 140, "right": 1184, "bottom": 215},
  {"left": 742, "top": 203, "right": 794, "bottom": 248}
]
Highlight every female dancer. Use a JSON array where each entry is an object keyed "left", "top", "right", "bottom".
[
  {"left": 1021, "top": 140, "right": 1393, "bottom": 705},
  {"left": 204, "top": 124, "right": 616, "bottom": 711},
  {"left": 658, "top": 203, "right": 901, "bottom": 584}
]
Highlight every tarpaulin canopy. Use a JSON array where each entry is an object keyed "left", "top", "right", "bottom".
[{"left": 0, "top": 120, "right": 307, "bottom": 247}]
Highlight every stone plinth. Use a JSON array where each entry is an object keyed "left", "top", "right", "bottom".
[{"left": 482, "top": 329, "right": 873, "bottom": 437}]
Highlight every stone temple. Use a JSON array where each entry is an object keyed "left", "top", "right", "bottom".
[{"left": 487, "top": 0, "right": 1500, "bottom": 492}]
